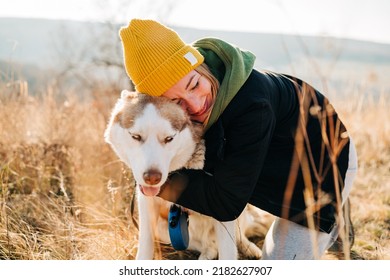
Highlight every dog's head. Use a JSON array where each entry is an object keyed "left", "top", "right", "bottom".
[{"left": 104, "top": 90, "right": 203, "bottom": 196}]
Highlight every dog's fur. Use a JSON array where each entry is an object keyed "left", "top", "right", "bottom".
[{"left": 104, "top": 90, "right": 271, "bottom": 259}]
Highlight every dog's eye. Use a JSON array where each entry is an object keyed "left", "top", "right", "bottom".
[
  {"left": 171, "top": 99, "right": 183, "bottom": 107},
  {"left": 129, "top": 132, "right": 142, "bottom": 141},
  {"left": 164, "top": 135, "right": 174, "bottom": 144}
]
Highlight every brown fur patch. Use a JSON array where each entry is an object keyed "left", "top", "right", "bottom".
[
  {"left": 113, "top": 111, "right": 122, "bottom": 124},
  {"left": 117, "top": 93, "right": 190, "bottom": 131},
  {"left": 139, "top": 95, "right": 188, "bottom": 132},
  {"left": 159, "top": 203, "right": 170, "bottom": 220},
  {"left": 114, "top": 93, "right": 204, "bottom": 147},
  {"left": 117, "top": 94, "right": 147, "bottom": 128}
]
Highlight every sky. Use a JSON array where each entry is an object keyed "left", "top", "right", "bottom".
[{"left": 1, "top": 0, "right": 390, "bottom": 44}]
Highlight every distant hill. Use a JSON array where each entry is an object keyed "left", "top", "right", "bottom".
[
  {"left": 175, "top": 26, "right": 390, "bottom": 66},
  {"left": 1, "top": 17, "right": 390, "bottom": 93}
]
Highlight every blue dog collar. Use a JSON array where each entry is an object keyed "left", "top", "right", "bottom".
[{"left": 168, "top": 204, "right": 189, "bottom": 250}]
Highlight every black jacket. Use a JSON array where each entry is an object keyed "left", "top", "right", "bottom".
[{"left": 173, "top": 69, "right": 350, "bottom": 233}]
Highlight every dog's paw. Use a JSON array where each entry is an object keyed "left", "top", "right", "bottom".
[
  {"left": 198, "top": 248, "right": 218, "bottom": 260},
  {"left": 239, "top": 241, "right": 262, "bottom": 259}
]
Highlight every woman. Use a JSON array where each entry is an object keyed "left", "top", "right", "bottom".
[{"left": 119, "top": 19, "right": 358, "bottom": 259}]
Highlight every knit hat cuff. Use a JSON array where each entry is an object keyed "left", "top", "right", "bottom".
[{"left": 135, "top": 45, "right": 204, "bottom": 96}]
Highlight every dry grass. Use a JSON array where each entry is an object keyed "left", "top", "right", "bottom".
[
  {"left": 0, "top": 80, "right": 389, "bottom": 260},
  {"left": 330, "top": 90, "right": 390, "bottom": 260}
]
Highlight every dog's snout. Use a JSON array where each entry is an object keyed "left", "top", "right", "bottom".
[{"left": 143, "top": 170, "right": 162, "bottom": 185}]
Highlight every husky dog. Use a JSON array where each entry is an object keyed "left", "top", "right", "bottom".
[{"left": 104, "top": 90, "right": 270, "bottom": 260}]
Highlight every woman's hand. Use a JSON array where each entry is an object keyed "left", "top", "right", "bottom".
[{"left": 157, "top": 173, "right": 189, "bottom": 203}]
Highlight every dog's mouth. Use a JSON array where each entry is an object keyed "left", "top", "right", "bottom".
[{"left": 139, "top": 185, "right": 160, "bottom": 196}]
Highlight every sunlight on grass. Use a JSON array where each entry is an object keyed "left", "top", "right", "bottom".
[{"left": 0, "top": 78, "right": 389, "bottom": 260}]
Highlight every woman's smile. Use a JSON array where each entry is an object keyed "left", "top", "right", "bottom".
[{"left": 163, "top": 70, "right": 215, "bottom": 123}]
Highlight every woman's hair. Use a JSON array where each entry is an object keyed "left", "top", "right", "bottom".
[
  {"left": 194, "top": 63, "right": 220, "bottom": 127},
  {"left": 196, "top": 63, "right": 220, "bottom": 98}
]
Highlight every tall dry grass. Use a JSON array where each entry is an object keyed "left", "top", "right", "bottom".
[
  {"left": 0, "top": 80, "right": 389, "bottom": 260},
  {"left": 331, "top": 89, "right": 390, "bottom": 260},
  {"left": 0, "top": 83, "right": 137, "bottom": 259}
]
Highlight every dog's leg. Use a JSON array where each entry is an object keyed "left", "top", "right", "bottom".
[
  {"left": 235, "top": 228, "right": 262, "bottom": 259},
  {"left": 235, "top": 210, "right": 263, "bottom": 259},
  {"left": 215, "top": 220, "right": 238, "bottom": 260},
  {"left": 136, "top": 193, "right": 157, "bottom": 260}
]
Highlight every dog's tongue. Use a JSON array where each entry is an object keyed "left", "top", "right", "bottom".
[{"left": 140, "top": 185, "right": 160, "bottom": 196}]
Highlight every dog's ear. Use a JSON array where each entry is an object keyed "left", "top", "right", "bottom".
[{"left": 121, "top": 90, "right": 138, "bottom": 100}]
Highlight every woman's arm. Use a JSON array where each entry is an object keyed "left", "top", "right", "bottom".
[{"left": 158, "top": 100, "right": 276, "bottom": 221}]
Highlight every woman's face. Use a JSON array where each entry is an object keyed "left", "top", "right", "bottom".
[{"left": 162, "top": 70, "right": 214, "bottom": 123}]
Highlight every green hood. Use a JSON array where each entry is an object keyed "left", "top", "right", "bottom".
[{"left": 193, "top": 38, "right": 256, "bottom": 131}]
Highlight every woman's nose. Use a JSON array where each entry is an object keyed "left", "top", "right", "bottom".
[{"left": 182, "top": 92, "right": 201, "bottom": 114}]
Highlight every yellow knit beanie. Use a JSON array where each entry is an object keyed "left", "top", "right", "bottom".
[{"left": 119, "top": 19, "right": 204, "bottom": 96}]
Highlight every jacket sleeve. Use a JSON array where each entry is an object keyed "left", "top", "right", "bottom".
[{"left": 170, "top": 100, "right": 276, "bottom": 221}]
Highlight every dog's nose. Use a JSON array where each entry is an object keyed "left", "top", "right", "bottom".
[{"left": 143, "top": 170, "right": 162, "bottom": 185}]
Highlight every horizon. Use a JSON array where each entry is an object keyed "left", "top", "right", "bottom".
[
  {"left": 1, "top": 16, "right": 389, "bottom": 47},
  {"left": 2, "top": 15, "right": 390, "bottom": 95},
  {"left": 1, "top": 0, "right": 390, "bottom": 45}
]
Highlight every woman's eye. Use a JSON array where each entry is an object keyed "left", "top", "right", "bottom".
[{"left": 192, "top": 81, "right": 199, "bottom": 90}]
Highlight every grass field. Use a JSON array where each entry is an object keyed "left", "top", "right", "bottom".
[{"left": 0, "top": 80, "right": 389, "bottom": 260}]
